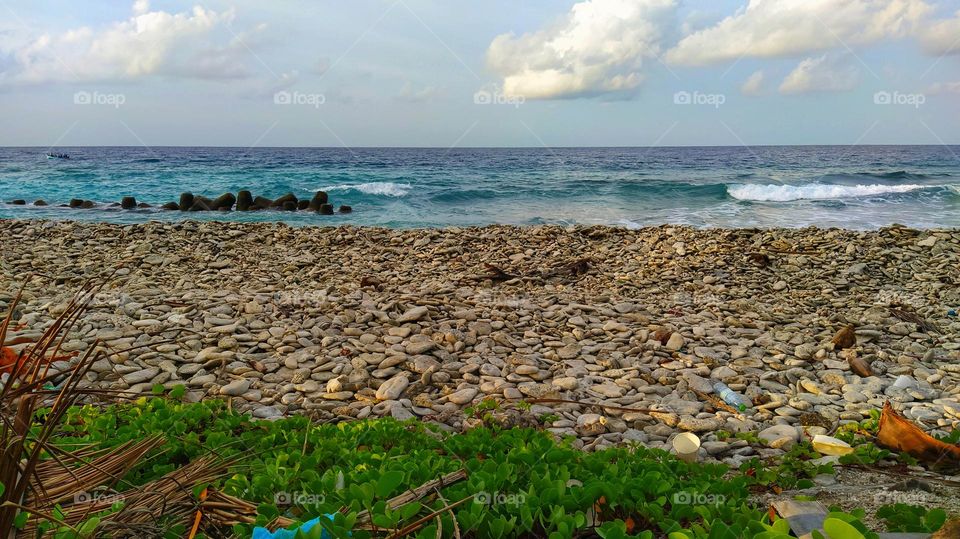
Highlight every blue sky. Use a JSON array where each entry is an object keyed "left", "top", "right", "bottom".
[{"left": 0, "top": 0, "right": 958, "bottom": 147}]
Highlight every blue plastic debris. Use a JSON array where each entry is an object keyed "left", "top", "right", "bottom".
[
  {"left": 252, "top": 514, "right": 335, "bottom": 539},
  {"left": 949, "top": 309, "right": 958, "bottom": 317}
]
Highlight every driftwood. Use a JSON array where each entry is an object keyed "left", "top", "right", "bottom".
[
  {"left": 353, "top": 469, "right": 468, "bottom": 529},
  {"left": 890, "top": 307, "right": 940, "bottom": 334}
]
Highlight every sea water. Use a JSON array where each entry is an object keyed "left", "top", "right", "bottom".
[{"left": 1, "top": 146, "right": 958, "bottom": 229}]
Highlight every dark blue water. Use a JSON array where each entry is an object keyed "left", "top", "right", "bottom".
[{"left": 1, "top": 146, "right": 958, "bottom": 228}]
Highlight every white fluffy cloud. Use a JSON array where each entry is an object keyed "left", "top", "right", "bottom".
[
  {"left": 740, "top": 70, "right": 765, "bottom": 96},
  {"left": 779, "top": 54, "right": 860, "bottom": 94},
  {"left": 0, "top": 1, "right": 258, "bottom": 85},
  {"left": 917, "top": 11, "right": 960, "bottom": 55},
  {"left": 485, "top": 0, "right": 676, "bottom": 100},
  {"left": 665, "top": 0, "right": 930, "bottom": 66}
]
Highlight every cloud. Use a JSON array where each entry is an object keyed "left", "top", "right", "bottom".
[
  {"left": 396, "top": 82, "right": 444, "bottom": 102},
  {"left": 665, "top": 0, "right": 929, "bottom": 66},
  {"left": 0, "top": 1, "right": 261, "bottom": 85},
  {"left": 927, "top": 81, "right": 960, "bottom": 94},
  {"left": 740, "top": 70, "right": 765, "bottom": 96},
  {"left": 917, "top": 10, "right": 960, "bottom": 55},
  {"left": 485, "top": 0, "right": 676, "bottom": 100},
  {"left": 779, "top": 54, "right": 859, "bottom": 94}
]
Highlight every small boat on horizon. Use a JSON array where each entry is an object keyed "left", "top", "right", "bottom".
[{"left": 46, "top": 153, "right": 70, "bottom": 159}]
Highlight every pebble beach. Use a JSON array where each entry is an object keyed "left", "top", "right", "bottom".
[{"left": 2, "top": 219, "right": 959, "bottom": 466}]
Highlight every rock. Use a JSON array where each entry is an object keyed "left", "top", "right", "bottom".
[
  {"left": 665, "top": 332, "right": 685, "bottom": 351},
  {"left": 794, "top": 343, "right": 817, "bottom": 360},
  {"left": 237, "top": 190, "right": 253, "bottom": 211},
  {"left": 338, "top": 205, "right": 353, "bottom": 214},
  {"left": 33, "top": 199, "right": 48, "bottom": 206},
  {"left": 69, "top": 198, "right": 84, "bottom": 208},
  {"left": 253, "top": 406, "right": 282, "bottom": 419},
  {"left": 161, "top": 202, "right": 179, "bottom": 210},
  {"left": 220, "top": 379, "right": 251, "bottom": 396},
  {"left": 272, "top": 193, "right": 298, "bottom": 208},
  {"left": 397, "top": 306, "right": 429, "bottom": 323},
  {"left": 120, "top": 196, "right": 137, "bottom": 209},
  {"left": 80, "top": 200, "right": 95, "bottom": 208},
  {"left": 831, "top": 325, "right": 857, "bottom": 349},
  {"left": 308, "top": 191, "right": 328, "bottom": 211},
  {"left": 447, "top": 388, "right": 478, "bottom": 405},
  {"left": 178, "top": 192, "right": 194, "bottom": 211},
  {"left": 10, "top": 199, "right": 25, "bottom": 205},
  {"left": 189, "top": 199, "right": 212, "bottom": 211},
  {"left": 210, "top": 193, "right": 236, "bottom": 211},
  {"left": 376, "top": 375, "right": 409, "bottom": 401},
  {"left": 123, "top": 368, "right": 159, "bottom": 385},
  {"left": 758, "top": 424, "right": 799, "bottom": 444},
  {"left": 282, "top": 201, "right": 298, "bottom": 211},
  {"left": 297, "top": 200, "right": 310, "bottom": 210},
  {"left": 253, "top": 196, "right": 273, "bottom": 210},
  {"left": 917, "top": 236, "right": 937, "bottom": 247},
  {"left": 576, "top": 414, "right": 606, "bottom": 436},
  {"left": 319, "top": 203, "right": 334, "bottom": 215}
]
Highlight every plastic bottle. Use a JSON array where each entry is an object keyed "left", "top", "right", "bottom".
[{"left": 712, "top": 381, "right": 749, "bottom": 412}]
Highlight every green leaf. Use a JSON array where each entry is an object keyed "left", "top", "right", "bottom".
[
  {"left": 823, "top": 518, "right": 865, "bottom": 539},
  {"left": 375, "top": 470, "right": 405, "bottom": 498}
]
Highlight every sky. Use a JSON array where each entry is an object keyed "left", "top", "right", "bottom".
[{"left": 0, "top": 0, "right": 958, "bottom": 147}]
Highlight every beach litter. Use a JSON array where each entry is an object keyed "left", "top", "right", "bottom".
[{"left": 877, "top": 402, "right": 960, "bottom": 467}]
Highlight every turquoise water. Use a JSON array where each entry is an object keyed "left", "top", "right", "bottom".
[{"left": 1, "top": 146, "right": 958, "bottom": 229}]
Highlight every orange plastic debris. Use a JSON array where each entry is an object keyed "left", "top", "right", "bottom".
[{"left": 877, "top": 401, "right": 960, "bottom": 466}]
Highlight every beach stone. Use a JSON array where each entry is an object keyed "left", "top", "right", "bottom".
[
  {"left": 123, "top": 368, "right": 159, "bottom": 385},
  {"left": 376, "top": 375, "right": 409, "bottom": 401},
  {"left": 447, "top": 388, "right": 478, "bottom": 405},
  {"left": 576, "top": 414, "right": 606, "bottom": 436},
  {"left": 758, "top": 424, "right": 800, "bottom": 444},
  {"left": 665, "top": 332, "right": 685, "bottom": 351},
  {"left": 220, "top": 379, "right": 251, "bottom": 396},
  {"left": 397, "top": 306, "right": 429, "bottom": 323}
]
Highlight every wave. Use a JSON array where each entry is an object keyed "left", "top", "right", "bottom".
[
  {"left": 727, "top": 183, "right": 930, "bottom": 202},
  {"left": 321, "top": 182, "right": 412, "bottom": 197}
]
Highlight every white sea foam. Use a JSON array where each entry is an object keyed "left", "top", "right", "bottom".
[
  {"left": 321, "top": 182, "right": 412, "bottom": 197},
  {"left": 727, "top": 183, "right": 928, "bottom": 202}
]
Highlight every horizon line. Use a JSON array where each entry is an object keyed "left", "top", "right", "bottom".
[{"left": 5, "top": 143, "right": 960, "bottom": 149}]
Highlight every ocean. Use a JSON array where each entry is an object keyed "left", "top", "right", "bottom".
[{"left": 1, "top": 145, "right": 958, "bottom": 229}]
